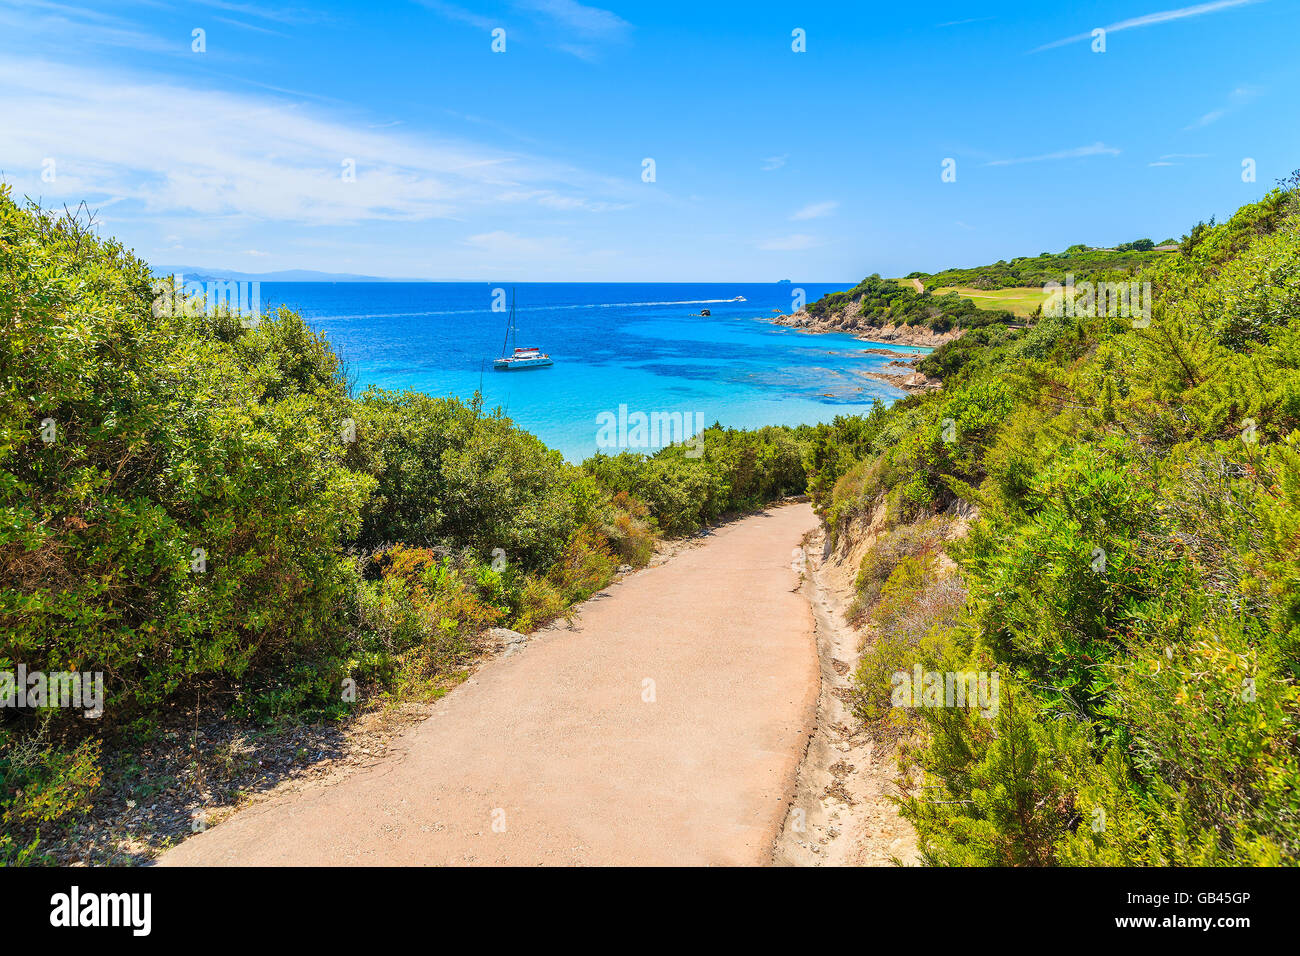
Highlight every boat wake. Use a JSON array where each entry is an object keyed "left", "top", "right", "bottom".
[{"left": 301, "top": 298, "right": 748, "bottom": 321}]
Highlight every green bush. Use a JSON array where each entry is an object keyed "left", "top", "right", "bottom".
[
  {"left": 842, "top": 183, "right": 1300, "bottom": 865},
  {"left": 350, "top": 388, "right": 594, "bottom": 570},
  {"left": 0, "top": 189, "right": 373, "bottom": 719}
]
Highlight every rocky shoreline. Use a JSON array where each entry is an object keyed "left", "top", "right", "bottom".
[
  {"left": 774, "top": 301, "right": 949, "bottom": 392},
  {"left": 859, "top": 365, "right": 942, "bottom": 393},
  {"left": 774, "top": 300, "right": 964, "bottom": 349}
]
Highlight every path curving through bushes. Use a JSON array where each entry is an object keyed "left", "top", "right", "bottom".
[{"left": 159, "top": 503, "right": 820, "bottom": 866}]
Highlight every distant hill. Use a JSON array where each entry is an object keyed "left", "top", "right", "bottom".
[
  {"left": 150, "top": 265, "right": 432, "bottom": 283},
  {"left": 909, "top": 242, "right": 1175, "bottom": 291}
]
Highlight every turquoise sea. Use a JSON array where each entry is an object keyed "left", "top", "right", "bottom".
[{"left": 260, "top": 282, "right": 928, "bottom": 462}]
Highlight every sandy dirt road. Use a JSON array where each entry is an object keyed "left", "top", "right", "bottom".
[{"left": 160, "top": 503, "right": 820, "bottom": 866}]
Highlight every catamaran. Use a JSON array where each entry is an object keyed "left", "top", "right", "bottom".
[{"left": 492, "top": 289, "right": 553, "bottom": 371}]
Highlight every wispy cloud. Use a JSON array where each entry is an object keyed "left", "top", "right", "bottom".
[
  {"left": 761, "top": 155, "right": 788, "bottom": 171},
  {"left": 1185, "top": 109, "right": 1225, "bottom": 129},
  {"left": 1183, "top": 85, "right": 1262, "bottom": 129},
  {"left": 0, "top": 0, "right": 179, "bottom": 54},
  {"left": 985, "top": 142, "right": 1121, "bottom": 166},
  {"left": 0, "top": 57, "right": 632, "bottom": 228},
  {"left": 1032, "top": 0, "right": 1265, "bottom": 53},
  {"left": 516, "top": 0, "right": 629, "bottom": 38},
  {"left": 418, "top": 0, "right": 630, "bottom": 58},
  {"left": 214, "top": 16, "right": 291, "bottom": 37},
  {"left": 416, "top": 0, "right": 495, "bottom": 31},
  {"left": 937, "top": 16, "right": 994, "bottom": 28},
  {"left": 790, "top": 200, "right": 838, "bottom": 221},
  {"left": 193, "top": 1, "right": 326, "bottom": 25}
]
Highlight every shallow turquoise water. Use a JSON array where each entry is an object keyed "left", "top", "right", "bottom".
[{"left": 261, "top": 282, "right": 929, "bottom": 461}]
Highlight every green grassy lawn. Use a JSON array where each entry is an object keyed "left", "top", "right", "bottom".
[{"left": 928, "top": 285, "right": 1050, "bottom": 317}]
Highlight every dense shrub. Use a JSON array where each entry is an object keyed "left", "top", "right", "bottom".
[
  {"left": 583, "top": 424, "right": 809, "bottom": 534},
  {"left": 839, "top": 184, "right": 1300, "bottom": 865},
  {"left": 350, "top": 388, "right": 597, "bottom": 571},
  {"left": 0, "top": 189, "right": 373, "bottom": 720}
]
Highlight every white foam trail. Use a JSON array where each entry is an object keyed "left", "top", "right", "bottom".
[{"left": 278, "top": 297, "right": 744, "bottom": 321}]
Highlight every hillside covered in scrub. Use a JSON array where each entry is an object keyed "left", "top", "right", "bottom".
[
  {"left": 803, "top": 181, "right": 1300, "bottom": 864},
  {"left": 911, "top": 241, "right": 1176, "bottom": 291},
  {"left": 806, "top": 274, "right": 1015, "bottom": 332},
  {"left": 777, "top": 274, "right": 1016, "bottom": 345}
]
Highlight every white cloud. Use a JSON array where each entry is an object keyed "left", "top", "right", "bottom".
[
  {"left": 985, "top": 142, "right": 1121, "bottom": 166},
  {"left": 1182, "top": 85, "right": 1262, "bottom": 130},
  {"left": 0, "top": 0, "right": 178, "bottom": 54},
  {"left": 761, "top": 155, "right": 788, "bottom": 171},
  {"left": 415, "top": 1, "right": 495, "bottom": 30},
  {"left": 420, "top": 0, "right": 630, "bottom": 58},
  {"left": 0, "top": 57, "right": 631, "bottom": 228},
  {"left": 790, "top": 200, "right": 838, "bottom": 221},
  {"left": 1033, "top": 0, "right": 1265, "bottom": 53},
  {"left": 515, "top": 0, "right": 630, "bottom": 38},
  {"left": 1185, "top": 110, "right": 1225, "bottom": 129},
  {"left": 194, "top": 1, "right": 326, "bottom": 23}
]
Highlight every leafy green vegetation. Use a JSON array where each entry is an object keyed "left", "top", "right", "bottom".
[
  {"left": 813, "top": 182, "right": 1300, "bottom": 865},
  {"left": 584, "top": 424, "right": 809, "bottom": 535}
]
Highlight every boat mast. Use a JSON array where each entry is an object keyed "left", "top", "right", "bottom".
[{"left": 499, "top": 286, "right": 516, "bottom": 358}]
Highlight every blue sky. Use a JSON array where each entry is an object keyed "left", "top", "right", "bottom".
[{"left": 1, "top": 0, "right": 1296, "bottom": 280}]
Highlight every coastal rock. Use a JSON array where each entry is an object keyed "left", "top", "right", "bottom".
[
  {"left": 773, "top": 299, "right": 964, "bottom": 348},
  {"left": 486, "top": 627, "right": 528, "bottom": 647},
  {"left": 859, "top": 369, "right": 943, "bottom": 394}
]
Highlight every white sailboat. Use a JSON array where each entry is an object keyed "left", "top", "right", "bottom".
[{"left": 492, "top": 289, "right": 553, "bottom": 371}]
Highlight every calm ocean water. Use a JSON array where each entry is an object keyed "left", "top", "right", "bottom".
[{"left": 260, "top": 282, "right": 929, "bottom": 462}]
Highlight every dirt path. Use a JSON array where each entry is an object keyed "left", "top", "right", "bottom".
[
  {"left": 772, "top": 525, "right": 920, "bottom": 866},
  {"left": 160, "top": 503, "right": 820, "bottom": 866}
]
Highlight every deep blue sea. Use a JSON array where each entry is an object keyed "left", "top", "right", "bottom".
[{"left": 260, "top": 282, "right": 928, "bottom": 462}]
